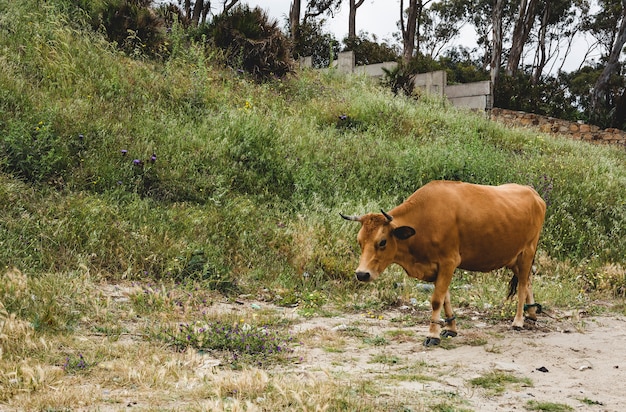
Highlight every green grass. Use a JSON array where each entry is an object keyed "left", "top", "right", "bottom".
[
  {"left": 470, "top": 371, "right": 533, "bottom": 395},
  {"left": 526, "top": 400, "right": 574, "bottom": 411}
]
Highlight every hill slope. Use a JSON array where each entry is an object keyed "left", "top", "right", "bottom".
[{"left": 0, "top": 1, "right": 625, "bottom": 292}]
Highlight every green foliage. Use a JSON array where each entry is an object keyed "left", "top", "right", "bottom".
[
  {"left": 494, "top": 71, "right": 582, "bottom": 121},
  {"left": 86, "top": 0, "right": 167, "bottom": 58},
  {"left": 294, "top": 20, "right": 340, "bottom": 68},
  {"left": 342, "top": 33, "right": 399, "bottom": 66},
  {"left": 381, "top": 62, "right": 416, "bottom": 97},
  {"left": 209, "top": 5, "right": 294, "bottom": 81}
]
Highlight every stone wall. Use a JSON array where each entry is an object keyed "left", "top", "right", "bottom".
[{"left": 490, "top": 108, "right": 626, "bottom": 148}]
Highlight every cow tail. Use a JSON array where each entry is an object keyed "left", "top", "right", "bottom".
[{"left": 507, "top": 274, "right": 518, "bottom": 299}]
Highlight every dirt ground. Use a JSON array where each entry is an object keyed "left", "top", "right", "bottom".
[
  {"left": 280, "top": 303, "right": 626, "bottom": 411},
  {"left": 4, "top": 285, "right": 625, "bottom": 411}
]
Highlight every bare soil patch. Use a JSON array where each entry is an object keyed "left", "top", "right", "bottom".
[{"left": 284, "top": 304, "right": 626, "bottom": 411}]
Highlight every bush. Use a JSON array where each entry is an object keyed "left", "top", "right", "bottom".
[
  {"left": 89, "top": 0, "right": 167, "bottom": 58},
  {"left": 208, "top": 5, "right": 294, "bottom": 81}
]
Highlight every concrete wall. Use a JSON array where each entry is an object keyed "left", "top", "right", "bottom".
[
  {"left": 412, "top": 70, "right": 446, "bottom": 97},
  {"left": 300, "top": 52, "right": 492, "bottom": 110},
  {"left": 446, "top": 81, "right": 492, "bottom": 110}
]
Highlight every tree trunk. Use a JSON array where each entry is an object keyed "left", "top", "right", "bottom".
[
  {"left": 191, "top": 0, "right": 204, "bottom": 26},
  {"left": 592, "top": 0, "right": 626, "bottom": 123},
  {"left": 348, "top": 0, "right": 365, "bottom": 38},
  {"left": 184, "top": 0, "right": 191, "bottom": 19},
  {"left": 532, "top": 2, "right": 550, "bottom": 83},
  {"left": 401, "top": 0, "right": 419, "bottom": 63},
  {"left": 290, "top": 0, "right": 301, "bottom": 41},
  {"left": 490, "top": 0, "right": 504, "bottom": 89},
  {"left": 506, "top": 0, "right": 539, "bottom": 75},
  {"left": 611, "top": 85, "right": 626, "bottom": 128}
]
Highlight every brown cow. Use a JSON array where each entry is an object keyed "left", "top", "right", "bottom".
[{"left": 340, "top": 180, "right": 546, "bottom": 346}]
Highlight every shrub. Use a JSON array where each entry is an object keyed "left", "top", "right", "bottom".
[
  {"left": 209, "top": 5, "right": 294, "bottom": 81},
  {"left": 166, "top": 318, "right": 295, "bottom": 368},
  {"left": 89, "top": 0, "right": 167, "bottom": 58}
]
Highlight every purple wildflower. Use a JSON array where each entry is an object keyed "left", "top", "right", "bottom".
[
  {"left": 150, "top": 153, "right": 157, "bottom": 162},
  {"left": 133, "top": 159, "right": 142, "bottom": 166},
  {"left": 121, "top": 149, "right": 128, "bottom": 155}
]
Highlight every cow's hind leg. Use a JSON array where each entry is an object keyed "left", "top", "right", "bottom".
[
  {"left": 512, "top": 251, "right": 535, "bottom": 330},
  {"left": 524, "top": 264, "right": 539, "bottom": 322}
]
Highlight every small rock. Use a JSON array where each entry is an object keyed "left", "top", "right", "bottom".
[{"left": 494, "top": 362, "right": 521, "bottom": 372}]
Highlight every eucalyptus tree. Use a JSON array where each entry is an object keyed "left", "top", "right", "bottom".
[
  {"left": 420, "top": 0, "right": 471, "bottom": 59},
  {"left": 589, "top": 0, "right": 626, "bottom": 127},
  {"left": 400, "top": 0, "right": 432, "bottom": 62}
]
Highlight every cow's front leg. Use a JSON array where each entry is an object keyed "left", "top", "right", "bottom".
[
  {"left": 424, "top": 265, "right": 455, "bottom": 347},
  {"left": 440, "top": 290, "right": 458, "bottom": 338}
]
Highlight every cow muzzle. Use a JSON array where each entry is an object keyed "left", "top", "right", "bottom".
[{"left": 355, "top": 271, "right": 371, "bottom": 282}]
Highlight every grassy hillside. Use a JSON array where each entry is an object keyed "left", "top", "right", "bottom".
[{"left": 1, "top": 0, "right": 625, "bottom": 294}]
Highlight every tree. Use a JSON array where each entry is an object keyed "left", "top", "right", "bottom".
[
  {"left": 289, "top": 0, "right": 341, "bottom": 51},
  {"left": 290, "top": 0, "right": 302, "bottom": 41},
  {"left": 591, "top": 0, "right": 626, "bottom": 126},
  {"left": 420, "top": 0, "right": 469, "bottom": 59}
]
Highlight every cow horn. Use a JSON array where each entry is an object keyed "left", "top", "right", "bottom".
[
  {"left": 339, "top": 212, "right": 361, "bottom": 222},
  {"left": 381, "top": 209, "right": 393, "bottom": 222}
]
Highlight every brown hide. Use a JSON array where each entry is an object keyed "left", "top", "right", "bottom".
[{"left": 343, "top": 180, "right": 546, "bottom": 346}]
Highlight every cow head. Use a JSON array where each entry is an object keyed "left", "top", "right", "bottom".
[{"left": 340, "top": 210, "right": 416, "bottom": 282}]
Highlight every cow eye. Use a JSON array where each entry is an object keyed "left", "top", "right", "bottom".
[{"left": 378, "top": 239, "right": 387, "bottom": 248}]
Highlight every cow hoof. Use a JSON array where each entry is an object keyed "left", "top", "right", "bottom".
[
  {"left": 512, "top": 325, "right": 523, "bottom": 331},
  {"left": 440, "top": 330, "right": 458, "bottom": 338},
  {"left": 423, "top": 337, "right": 441, "bottom": 347}
]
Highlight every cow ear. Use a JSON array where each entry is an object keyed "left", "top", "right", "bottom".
[{"left": 392, "top": 226, "right": 416, "bottom": 240}]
